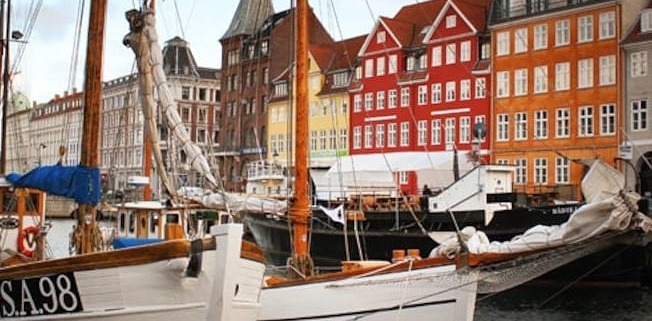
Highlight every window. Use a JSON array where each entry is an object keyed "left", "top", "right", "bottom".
[
  {"left": 515, "top": 159, "right": 527, "bottom": 184},
  {"left": 418, "top": 54, "right": 427, "bottom": 69},
  {"left": 632, "top": 99, "right": 648, "bottom": 131},
  {"left": 579, "top": 106, "right": 594, "bottom": 137},
  {"left": 364, "top": 93, "right": 373, "bottom": 111},
  {"left": 475, "top": 78, "right": 486, "bottom": 98},
  {"left": 578, "top": 16, "right": 593, "bottom": 43},
  {"left": 418, "top": 85, "right": 428, "bottom": 105},
  {"left": 376, "top": 124, "right": 385, "bottom": 148},
  {"left": 534, "top": 158, "right": 548, "bottom": 185},
  {"left": 643, "top": 10, "right": 652, "bottom": 32},
  {"left": 534, "top": 110, "right": 548, "bottom": 139},
  {"left": 514, "top": 28, "right": 528, "bottom": 53},
  {"left": 555, "top": 19, "right": 570, "bottom": 46},
  {"left": 446, "top": 15, "right": 457, "bottom": 28},
  {"left": 599, "top": 11, "right": 615, "bottom": 39},
  {"left": 497, "top": 114, "right": 509, "bottom": 141},
  {"left": 320, "top": 130, "right": 327, "bottom": 150},
  {"left": 555, "top": 157, "right": 569, "bottom": 184},
  {"left": 556, "top": 107, "right": 570, "bottom": 138},
  {"left": 388, "top": 123, "right": 397, "bottom": 147},
  {"left": 353, "top": 126, "right": 361, "bottom": 149},
  {"left": 388, "top": 89, "right": 398, "bottom": 108},
  {"left": 365, "top": 59, "right": 374, "bottom": 78},
  {"left": 376, "top": 57, "right": 386, "bottom": 76},
  {"left": 497, "top": 71, "right": 510, "bottom": 98},
  {"left": 631, "top": 51, "right": 648, "bottom": 77},
  {"left": 389, "top": 55, "right": 398, "bottom": 74},
  {"left": 460, "top": 117, "right": 470, "bottom": 143},
  {"left": 431, "top": 83, "right": 442, "bottom": 103},
  {"left": 446, "top": 43, "right": 456, "bottom": 65},
  {"left": 363, "top": 125, "right": 373, "bottom": 149},
  {"left": 515, "top": 112, "right": 527, "bottom": 140},
  {"left": 534, "top": 24, "right": 548, "bottom": 50},
  {"left": 497, "top": 32, "right": 510, "bottom": 56},
  {"left": 445, "top": 118, "right": 456, "bottom": 147},
  {"left": 417, "top": 121, "right": 427, "bottom": 146},
  {"left": 181, "top": 86, "right": 190, "bottom": 100},
  {"left": 534, "top": 65, "right": 548, "bottom": 93},
  {"left": 460, "top": 79, "right": 471, "bottom": 100},
  {"left": 431, "top": 120, "right": 441, "bottom": 145},
  {"left": 555, "top": 62, "right": 570, "bottom": 91},
  {"left": 599, "top": 55, "right": 616, "bottom": 85},
  {"left": 431, "top": 46, "right": 442, "bottom": 67},
  {"left": 406, "top": 56, "right": 416, "bottom": 71},
  {"left": 339, "top": 128, "right": 348, "bottom": 150},
  {"left": 398, "top": 171, "right": 409, "bottom": 184},
  {"left": 400, "top": 122, "right": 410, "bottom": 146},
  {"left": 446, "top": 81, "right": 456, "bottom": 101},
  {"left": 600, "top": 104, "right": 616, "bottom": 135},
  {"left": 400, "top": 87, "right": 410, "bottom": 107},
  {"left": 514, "top": 69, "right": 528, "bottom": 96},
  {"left": 377, "top": 91, "right": 385, "bottom": 109},
  {"left": 460, "top": 41, "right": 471, "bottom": 62},
  {"left": 376, "top": 31, "right": 386, "bottom": 43},
  {"left": 578, "top": 58, "right": 594, "bottom": 88},
  {"left": 353, "top": 94, "right": 362, "bottom": 112}
]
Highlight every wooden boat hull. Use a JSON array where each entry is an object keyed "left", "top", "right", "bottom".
[{"left": 258, "top": 263, "right": 478, "bottom": 321}]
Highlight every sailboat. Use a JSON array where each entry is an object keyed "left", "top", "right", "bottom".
[
  {"left": 233, "top": 1, "right": 652, "bottom": 320},
  {"left": 0, "top": 2, "right": 266, "bottom": 320}
]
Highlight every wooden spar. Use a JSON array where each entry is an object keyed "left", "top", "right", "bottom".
[
  {"left": 141, "top": 0, "right": 154, "bottom": 201},
  {"left": 77, "top": 0, "right": 107, "bottom": 254},
  {"left": 0, "top": 0, "right": 8, "bottom": 174},
  {"left": 289, "top": 0, "right": 313, "bottom": 277}
]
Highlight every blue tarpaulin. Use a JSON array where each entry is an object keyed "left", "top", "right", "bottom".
[
  {"left": 6, "top": 164, "right": 101, "bottom": 206},
  {"left": 112, "top": 237, "right": 164, "bottom": 249}
]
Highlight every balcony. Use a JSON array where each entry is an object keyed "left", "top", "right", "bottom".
[{"left": 490, "top": 0, "right": 612, "bottom": 25}]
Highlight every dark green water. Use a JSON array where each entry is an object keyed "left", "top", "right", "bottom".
[{"left": 476, "top": 285, "right": 652, "bottom": 321}]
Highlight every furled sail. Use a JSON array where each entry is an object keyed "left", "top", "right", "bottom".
[{"left": 136, "top": 9, "right": 286, "bottom": 213}]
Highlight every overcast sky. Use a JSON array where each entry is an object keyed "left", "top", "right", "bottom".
[{"left": 10, "top": 0, "right": 415, "bottom": 103}]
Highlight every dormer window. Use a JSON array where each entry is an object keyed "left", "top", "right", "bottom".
[
  {"left": 418, "top": 54, "right": 427, "bottom": 69},
  {"left": 261, "top": 41, "right": 269, "bottom": 55},
  {"left": 446, "top": 15, "right": 456, "bottom": 28},
  {"left": 376, "top": 31, "right": 386, "bottom": 44},
  {"left": 406, "top": 56, "right": 416, "bottom": 71},
  {"left": 642, "top": 9, "right": 652, "bottom": 32},
  {"left": 274, "top": 82, "right": 288, "bottom": 97}
]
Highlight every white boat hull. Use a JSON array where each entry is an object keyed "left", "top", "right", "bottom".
[
  {"left": 0, "top": 225, "right": 266, "bottom": 321},
  {"left": 258, "top": 264, "right": 478, "bottom": 321}
]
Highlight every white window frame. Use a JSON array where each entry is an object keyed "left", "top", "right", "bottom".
[
  {"left": 534, "top": 110, "right": 548, "bottom": 139},
  {"left": 377, "top": 91, "right": 385, "bottom": 110},
  {"left": 388, "top": 55, "right": 398, "bottom": 74},
  {"left": 353, "top": 126, "right": 361, "bottom": 149},
  {"left": 431, "top": 83, "right": 442, "bottom": 103},
  {"left": 534, "top": 65, "right": 548, "bottom": 93},
  {"left": 534, "top": 158, "right": 548, "bottom": 185},
  {"left": 376, "top": 124, "right": 385, "bottom": 148},
  {"left": 460, "top": 41, "right": 471, "bottom": 62},
  {"left": 446, "top": 81, "right": 456, "bottom": 102},
  {"left": 555, "top": 157, "right": 569, "bottom": 184},
  {"left": 578, "top": 15, "right": 593, "bottom": 43},
  {"left": 497, "top": 113, "right": 509, "bottom": 141},
  {"left": 534, "top": 24, "right": 548, "bottom": 50},
  {"left": 475, "top": 78, "right": 486, "bottom": 98},
  {"left": 632, "top": 99, "right": 649, "bottom": 131},
  {"left": 417, "top": 85, "right": 428, "bottom": 105},
  {"left": 497, "top": 31, "right": 510, "bottom": 56},
  {"left": 388, "top": 123, "right": 397, "bottom": 147},
  {"left": 364, "top": 59, "right": 374, "bottom": 78},
  {"left": 431, "top": 119, "right": 441, "bottom": 145},
  {"left": 578, "top": 105, "right": 594, "bottom": 137},
  {"left": 599, "top": 55, "right": 616, "bottom": 85},
  {"left": 515, "top": 112, "right": 528, "bottom": 140},
  {"left": 515, "top": 158, "right": 527, "bottom": 185},
  {"left": 514, "top": 68, "right": 528, "bottom": 96},
  {"left": 445, "top": 118, "right": 456, "bottom": 148},
  {"left": 388, "top": 89, "right": 397, "bottom": 108},
  {"left": 555, "top": 62, "right": 570, "bottom": 91},
  {"left": 555, "top": 19, "right": 570, "bottom": 46},
  {"left": 431, "top": 46, "right": 442, "bottom": 67},
  {"left": 600, "top": 103, "right": 616, "bottom": 136},
  {"left": 400, "top": 87, "right": 410, "bottom": 107},
  {"left": 556, "top": 107, "right": 570, "bottom": 138},
  {"left": 578, "top": 58, "right": 594, "bottom": 89},
  {"left": 514, "top": 28, "right": 528, "bottom": 53},
  {"left": 364, "top": 125, "right": 373, "bottom": 148},
  {"left": 460, "top": 116, "right": 471, "bottom": 143},
  {"left": 460, "top": 79, "right": 471, "bottom": 100},
  {"left": 497, "top": 71, "right": 510, "bottom": 98},
  {"left": 599, "top": 11, "right": 615, "bottom": 40},
  {"left": 376, "top": 56, "right": 386, "bottom": 76},
  {"left": 417, "top": 120, "right": 427, "bottom": 146},
  {"left": 446, "top": 43, "right": 456, "bottom": 65},
  {"left": 400, "top": 122, "right": 410, "bottom": 147},
  {"left": 631, "top": 51, "right": 648, "bottom": 78}
]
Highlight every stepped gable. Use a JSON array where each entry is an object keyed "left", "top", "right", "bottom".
[{"left": 221, "top": 0, "right": 275, "bottom": 40}]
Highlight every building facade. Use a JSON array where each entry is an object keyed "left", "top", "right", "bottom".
[
  {"left": 623, "top": 1, "right": 652, "bottom": 197},
  {"left": 489, "top": 0, "right": 645, "bottom": 202},
  {"left": 350, "top": 0, "right": 492, "bottom": 195}
]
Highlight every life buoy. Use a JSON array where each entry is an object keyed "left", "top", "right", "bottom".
[{"left": 17, "top": 226, "right": 39, "bottom": 257}]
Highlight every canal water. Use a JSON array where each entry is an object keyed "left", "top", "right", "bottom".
[{"left": 46, "top": 218, "right": 652, "bottom": 320}]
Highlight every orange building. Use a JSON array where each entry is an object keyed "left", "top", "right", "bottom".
[{"left": 488, "top": 0, "right": 644, "bottom": 201}]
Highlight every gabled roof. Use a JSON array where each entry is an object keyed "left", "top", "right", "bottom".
[
  {"left": 622, "top": 0, "right": 652, "bottom": 45},
  {"left": 310, "top": 45, "right": 334, "bottom": 71},
  {"left": 329, "top": 35, "right": 366, "bottom": 71},
  {"left": 392, "top": 0, "right": 447, "bottom": 45},
  {"left": 424, "top": 0, "right": 491, "bottom": 42}
]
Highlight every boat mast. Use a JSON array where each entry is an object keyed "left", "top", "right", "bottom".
[
  {"left": 77, "top": 0, "right": 107, "bottom": 254},
  {"left": 0, "top": 0, "right": 8, "bottom": 174},
  {"left": 289, "top": 0, "right": 313, "bottom": 277}
]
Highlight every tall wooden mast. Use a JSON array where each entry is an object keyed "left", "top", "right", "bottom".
[
  {"left": 77, "top": 0, "right": 107, "bottom": 254},
  {"left": 289, "top": 0, "right": 313, "bottom": 277}
]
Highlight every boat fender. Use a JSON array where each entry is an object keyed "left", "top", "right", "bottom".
[
  {"left": 18, "top": 226, "right": 39, "bottom": 257},
  {"left": 185, "top": 238, "right": 203, "bottom": 277}
]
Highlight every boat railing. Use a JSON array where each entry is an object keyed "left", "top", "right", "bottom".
[{"left": 245, "top": 160, "right": 286, "bottom": 181}]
